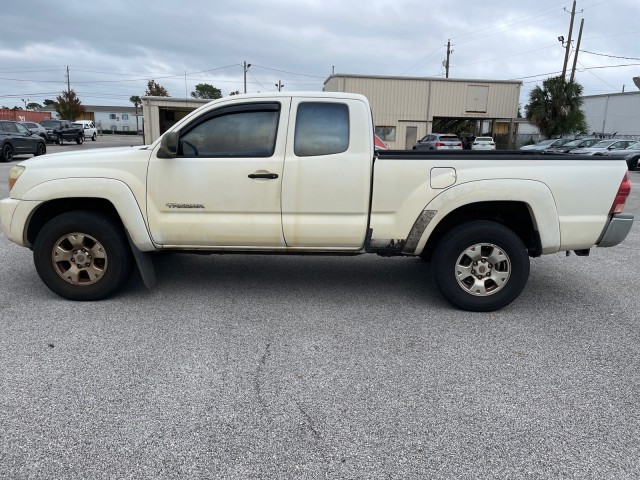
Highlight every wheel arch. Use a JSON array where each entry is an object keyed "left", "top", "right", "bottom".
[
  {"left": 19, "top": 178, "right": 154, "bottom": 251},
  {"left": 420, "top": 201, "right": 541, "bottom": 261},
  {"left": 413, "top": 179, "right": 560, "bottom": 259}
]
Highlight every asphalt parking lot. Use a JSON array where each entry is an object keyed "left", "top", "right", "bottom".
[{"left": 0, "top": 145, "right": 639, "bottom": 478}]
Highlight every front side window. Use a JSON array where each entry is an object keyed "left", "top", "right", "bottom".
[
  {"left": 179, "top": 104, "right": 279, "bottom": 158},
  {"left": 294, "top": 102, "right": 349, "bottom": 157},
  {"left": 16, "top": 123, "right": 30, "bottom": 134}
]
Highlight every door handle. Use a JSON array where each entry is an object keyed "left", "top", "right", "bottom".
[{"left": 248, "top": 173, "right": 278, "bottom": 179}]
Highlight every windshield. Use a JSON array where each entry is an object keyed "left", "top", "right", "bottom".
[
  {"left": 592, "top": 140, "right": 614, "bottom": 148},
  {"left": 40, "top": 120, "right": 60, "bottom": 127},
  {"left": 476, "top": 137, "right": 493, "bottom": 142}
]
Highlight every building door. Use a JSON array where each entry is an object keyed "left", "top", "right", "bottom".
[{"left": 405, "top": 126, "right": 417, "bottom": 149}]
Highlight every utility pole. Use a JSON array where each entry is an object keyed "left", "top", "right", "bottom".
[
  {"left": 243, "top": 61, "right": 251, "bottom": 94},
  {"left": 275, "top": 80, "right": 284, "bottom": 92},
  {"left": 66, "top": 66, "right": 71, "bottom": 93},
  {"left": 445, "top": 39, "right": 452, "bottom": 78},
  {"left": 561, "top": 0, "right": 578, "bottom": 79},
  {"left": 569, "top": 18, "right": 584, "bottom": 83}
]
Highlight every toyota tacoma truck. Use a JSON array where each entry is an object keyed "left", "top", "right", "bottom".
[{"left": 0, "top": 92, "right": 634, "bottom": 311}]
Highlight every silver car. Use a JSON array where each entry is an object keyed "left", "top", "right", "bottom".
[
  {"left": 414, "top": 133, "right": 462, "bottom": 150},
  {"left": 569, "top": 139, "right": 637, "bottom": 156},
  {"left": 19, "top": 121, "right": 47, "bottom": 140},
  {"left": 598, "top": 143, "right": 640, "bottom": 170},
  {"left": 519, "top": 138, "right": 570, "bottom": 151}
]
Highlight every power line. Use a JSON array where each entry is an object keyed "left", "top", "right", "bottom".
[
  {"left": 581, "top": 50, "right": 640, "bottom": 61},
  {"left": 251, "top": 65, "right": 325, "bottom": 79}
]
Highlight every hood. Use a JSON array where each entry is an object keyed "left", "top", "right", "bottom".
[{"left": 19, "top": 145, "right": 151, "bottom": 168}]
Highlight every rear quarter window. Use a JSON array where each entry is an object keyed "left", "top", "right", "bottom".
[{"left": 294, "top": 102, "right": 349, "bottom": 157}]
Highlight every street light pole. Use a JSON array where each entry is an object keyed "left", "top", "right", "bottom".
[{"left": 243, "top": 61, "right": 251, "bottom": 94}]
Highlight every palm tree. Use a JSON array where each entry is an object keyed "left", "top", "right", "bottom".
[
  {"left": 525, "top": 76, "right": 587, "bottom": 137},
  {"left": 130, "top": 95, "right": 141, "bottom": 134}
]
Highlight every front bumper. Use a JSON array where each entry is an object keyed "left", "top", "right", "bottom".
[
  {"left": 0, "top": 198, "right": 19, "bottom": 241},
  {"left": 597, "top": 213, "right": 634, "bottom": 247},
  {"left": 0, "top": 198, "right": 42, "bottom": 247}
]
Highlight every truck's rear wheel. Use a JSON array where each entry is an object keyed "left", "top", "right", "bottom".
[
  {"left": 433, "top": 221, "right": 529, "bottom": 311},
  {"left": 33, "top": 211, "right": 134, "bottom": 300},
  {"left": 76, "top": 135, "right": 84, "bottom": 145}
]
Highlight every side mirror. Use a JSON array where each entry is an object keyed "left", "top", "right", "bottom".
[{"left": 157, "top": 131, "right": 179, "bottom": 159}]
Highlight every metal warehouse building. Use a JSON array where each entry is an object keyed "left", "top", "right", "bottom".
[
  {"left": 323, "top": 74, "right": 522, "bottom": 149},
  {"left": 581, "top": 91, "right": 640, "bottom": 137}
]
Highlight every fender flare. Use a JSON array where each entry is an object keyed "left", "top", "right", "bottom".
[
  {"left": 409, "top": 179, "right": 561, "bottom": 255},
  {"left": 21, "top": 178, "right": 155, "bottom": 251}
]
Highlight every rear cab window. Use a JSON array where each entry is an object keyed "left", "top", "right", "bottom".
[{"left": 294, "top": 102, "right": 349, "bottom": 156}]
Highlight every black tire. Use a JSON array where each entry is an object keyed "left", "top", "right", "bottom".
[
  {"left": 432, "top": 221, "right": 530, "bottom": 311},
  {"left": 76, "top": 135, "right": 84, "bottom": 145},
  {"left": 35, "top": 142, "right": 46, "bottom": 156},
  {"left": 57, "top": 135, "right": 63, "bottom": 145},
  {"left": 628, "top": 156, "right": 639, "bottom": 171},
  {"left": 91, "top": 133, "right": 97, "bottom": 141},
  {"left": 1, "top": 143, "right": 13, "bottom": 162},
  {"left": 33, "top": 211, "right": 134, "bottom": 301}
]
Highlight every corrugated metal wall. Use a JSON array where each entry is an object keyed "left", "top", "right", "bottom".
[
  {"left": 0, "top": 110, "right": 52, "bottom": 122},
  {"left": 582, "top": 92, "right": 640, "bottom": 137},
  {"left": 324, "top": 75, "right": 521, "bottom": 149}
]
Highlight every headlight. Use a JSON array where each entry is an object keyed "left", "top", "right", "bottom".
[{"left": 9, "top": 165, "right": 25, "bottom": 191}]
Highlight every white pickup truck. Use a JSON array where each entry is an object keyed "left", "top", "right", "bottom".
[{"left": 0, "top": 92, "right": 634, "bottom": 311}]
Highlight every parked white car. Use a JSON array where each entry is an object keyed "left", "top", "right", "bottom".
[
  {"left": 471, "top": 137, "right": 496, "bottom": 150},
  {"left": 73, "top": 120, "right": 97, "bottom": 141}
]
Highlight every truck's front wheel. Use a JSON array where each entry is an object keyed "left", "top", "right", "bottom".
[
  {"left": 33, "top": 212, "right": 134, "bottom": 300},
  {"left": 433, "top": 221, "right": 529, "bottom": 311}
]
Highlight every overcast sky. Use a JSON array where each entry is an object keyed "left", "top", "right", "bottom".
[{"left": 2, "top": 0, "right": 639, "bottom": 110}]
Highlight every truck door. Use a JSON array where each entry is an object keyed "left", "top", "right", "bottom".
[
  {"left": 281, "top": 97, "right": 373, "bottom": 248},
  {"left": 146, "top": 99, "right": 290, "bottom": 247}
]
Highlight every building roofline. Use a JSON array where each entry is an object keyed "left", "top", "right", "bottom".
[
  {"left": 582, "top": 91, "right": 640, "bottom": 100},
  {"left": 324, "top": 73, "right": 523, "bottom": 86}
]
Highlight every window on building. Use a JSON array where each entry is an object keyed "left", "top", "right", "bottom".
[
  {"left": 294, "top": 102, "right": 349, "bottom": 156},
  {"left": 178, "top": 103, "right": 280, "bottom": 157},
  {"left": 122, "top": 126, "right": 129, "bottom": 131},
  {"left": 109, "top": 114, "right": 116, "bottom": 120},
  {"left": 122, "top": 114, "right": 129, "bottom": 120},
  {"left": 375, "top": 126, "right": 396, "bottom": 142}
]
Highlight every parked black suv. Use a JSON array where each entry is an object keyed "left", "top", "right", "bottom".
[
  {"left": 0, "top": 120, "right": 47, "bottom": 162},
  {"left": 40, "top": 119, "right": 84, "bottom": 145}
]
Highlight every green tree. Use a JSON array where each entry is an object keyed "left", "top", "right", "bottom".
[
  {"left": 190, "top": 83, "right": 222, "bottom": 100},
  {"left": 228, "top": 90, "right": 241, "bottom": 96},
  {"left": 43, "top": 99, "right": 56, "bottom": 106},
  {"left": 525, "top": 76, "right": 587, "bottom": 137},
  {"left": 55, "top": 90, "right": 85, "bottom": 120},
  {"left": 27, "top": 102, "right": 43, "bottom": 110},
  {"left": 145, "top": 80, "right": 169, "bottom": 97}
]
